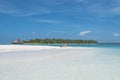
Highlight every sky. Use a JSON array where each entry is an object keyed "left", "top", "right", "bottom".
[{"left": 0, "top": 0, "right": 120, "bottom": 44}]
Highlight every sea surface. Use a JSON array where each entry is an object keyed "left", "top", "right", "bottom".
[
  {"left": 0, "top": 43, "right": 120, "bottom": 80},
  {"left": 46, "top": 43, "right": 120, "bottom": 48}
]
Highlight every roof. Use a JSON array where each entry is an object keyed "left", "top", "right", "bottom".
[{"left": 12, "top": 38, "right": 23, "bottom": 44}]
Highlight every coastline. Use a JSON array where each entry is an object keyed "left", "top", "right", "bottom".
[
  {"left": 0, "top": 45, "right": 61, "bottom": 52},
  {"left": 0, "top": 44, "right": 97, "bottom": 52}
]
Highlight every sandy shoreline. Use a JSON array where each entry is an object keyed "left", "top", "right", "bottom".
[
  {"left": 0, "top": 45, "right": 62, "bottom": 52},
  {"left": 0, "top": 45, "right": 95, "bottom": 52}
]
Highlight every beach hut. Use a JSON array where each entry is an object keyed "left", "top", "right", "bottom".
[{"left": 11, "top": 38, "right": 23, "bottom": 44}]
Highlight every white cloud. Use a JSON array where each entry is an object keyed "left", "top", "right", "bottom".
[
  {"left": 31, "top": 32, "right": 37, "bottom": 35},
  {"left": 0, "top": 0, "right": 19, "bottom": 14},
  {"left": 78, "top": 30, "right": 91, "bottom": 36},
  {"left": 0, "top": 0, "right": 51, "bottom": 16},
  {"left": 112, "top": 7, "right": 120, "bottom": 14},
  {"left": 33, "top": 19, "right": 61, "bottom": 24},
  {"left": 1, "top": 0, "right": 120, "bottom": 17},
  {"left": 0, "top": 0, "right": 89, "bottom": 16},
  {"left": 113, "top": 33, "right": 120, "bottom": 37},
  {"left": 87, "top": 0, "right": 120, "bottom": 17},
  {"left": 75, "top": 0, "right": 88, "bottom": 4},
  {"left": 45, "top": 32, "right": 51, "bottom": 36}
]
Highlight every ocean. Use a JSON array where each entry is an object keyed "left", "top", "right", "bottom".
[
  {"left": 46, "top": 43, "right": 120, "bottom": 48},
  {"left": 0, "top": 43, "right": 120, "bottom": 80}
]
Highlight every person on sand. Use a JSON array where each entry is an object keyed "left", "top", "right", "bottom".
[{"left": 60, "top": 43, "right": 67, "bottom": 47}]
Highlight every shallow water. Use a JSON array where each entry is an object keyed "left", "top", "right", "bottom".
[{"left": 0, "top": 47, "right": 120, "bottom": 80}]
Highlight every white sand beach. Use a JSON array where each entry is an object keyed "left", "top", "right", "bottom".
[
  {"left": 0, "top": 45, "right": 120, "bottom": 80},
  {"left": 0, "top": 45, "right": 62, "bottom": 52}
]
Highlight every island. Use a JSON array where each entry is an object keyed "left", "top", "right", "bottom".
[{"left": 23, "top": 38, "right": 97, "bottom": 44}]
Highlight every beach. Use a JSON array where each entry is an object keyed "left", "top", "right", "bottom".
[{"left": 0, "top": 45, "right": 120, "bottom": 80}]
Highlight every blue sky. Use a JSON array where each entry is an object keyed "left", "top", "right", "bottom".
[{"left": 0, "top": 0, "right": 120, "bottom": 43}]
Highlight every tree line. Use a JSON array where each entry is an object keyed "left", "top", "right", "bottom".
[{"left": 23, "top": 38, "right": 97, "bottom": 44}]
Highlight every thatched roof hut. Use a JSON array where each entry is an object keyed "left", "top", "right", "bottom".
[{"left": 12, "top": 38, "right": 23, "bottom": 44}]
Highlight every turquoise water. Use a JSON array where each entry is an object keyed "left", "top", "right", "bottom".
[{"left": 32, "top": 43, "right": 120, "bottom": 49}]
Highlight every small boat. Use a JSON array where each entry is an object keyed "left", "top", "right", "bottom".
[{"left": 11, "top": 38, "right": 23, "bottom": 44}]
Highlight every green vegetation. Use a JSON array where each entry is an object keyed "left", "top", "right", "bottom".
[{"left": 23, "top": 38, "right": 97, "bottom": 44}]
